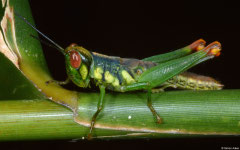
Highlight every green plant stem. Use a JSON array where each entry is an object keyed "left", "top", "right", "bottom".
[
  {"left": 1, "top": 0, "right": 240, "bottom": 142},
  {"left": 0, "top": 89, "right": 240, "bottom": 141}
]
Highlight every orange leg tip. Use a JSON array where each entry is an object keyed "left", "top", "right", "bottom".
[
  {"left": 196, "top": 43, "right": 206, "bottom": 51},
  {"left": 189, "top": 39, "right": 206, "bottom": 51},
  {"left": 215, "top": 52, "right": 221, "bottom": 57},
  {"left": 203, "top": 41, "right": 222, "bottom": 56},
  {"left": 210, "top": 48, "right": 221, "bottom": 56},
  {"left": 198, "top": 39, "right": 206, "bottom": 45}
]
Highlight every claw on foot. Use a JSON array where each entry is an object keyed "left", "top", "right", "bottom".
[
  {"left": 87, "top": 133, "right": 92, "bottom": 140},
  {"left": 156, "top": 115, "right": 163, "bottom": 124},
  {"left": 45, "top": 80, "right": 52, "bottom": 85}
]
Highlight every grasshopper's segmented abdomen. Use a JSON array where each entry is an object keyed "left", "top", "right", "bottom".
[
  {"left": 165, "top": 72, "right": 223, "bottom": 90},
  {"left": 90, "top": 52, "right": 157, "bottom": 91}
]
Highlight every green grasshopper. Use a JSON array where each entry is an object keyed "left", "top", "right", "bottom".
[{"left": 18, "top": 14, "right": 223, "bottom": 139}]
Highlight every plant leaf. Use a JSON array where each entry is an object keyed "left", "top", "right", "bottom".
[{"left": 0, "top": 52, "right": 46, "bottom": 99}]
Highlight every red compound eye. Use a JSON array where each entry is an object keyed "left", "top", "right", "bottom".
[{"left": 70, "top": 50, "right": 81, "bottom": 68}]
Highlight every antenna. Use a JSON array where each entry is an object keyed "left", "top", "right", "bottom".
[
  {"left": 15, "top": 12, "right": 65, "bottom": 55},
  {"left": 30, "top": 34, "right": 62, "bottom": 50}
]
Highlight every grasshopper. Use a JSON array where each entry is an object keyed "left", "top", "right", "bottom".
[{"left": 17, "top": 14, "right": 223, "bottom": 139}]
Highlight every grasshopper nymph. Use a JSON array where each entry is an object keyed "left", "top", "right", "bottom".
[{"left": 17, "top": 14, "right": 223, "bottom": 139}]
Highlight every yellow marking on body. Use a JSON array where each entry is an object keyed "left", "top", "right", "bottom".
[
  {"left": 105, "top": 71, "right": 115, "bottom": 83},
  {"left": 94, "top": 67, "right": 103, "bottom": 80},
  {"left": 122, "top": 70, "right": 135, "bottom": 84},
  {"left": 104, "top": 71, "right": 120, "bottom": 87},
  {"left": 79, "top": 64, "right": 88, "bottom": 80},
  {"left": 188, "top": 78, "right": 194, "bottom": 83},
  {"left": 112, "top": 78, "right": 120, "bottom": 87}
]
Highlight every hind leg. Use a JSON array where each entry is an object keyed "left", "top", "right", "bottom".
[{"left": 143, "top": 39, "right": 206, "bottom": 63}]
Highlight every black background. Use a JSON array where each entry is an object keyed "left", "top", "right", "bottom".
[
  {"left": 3, "top": 0, "right": 240, "bottom": 149},
  {"left": 30, "top": 0, "right": 240, "bottom": 90}
]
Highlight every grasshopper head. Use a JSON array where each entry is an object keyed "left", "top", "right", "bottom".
[
  {"left": 15, "top": 14, "right": 92, "bottom": 88},
  {"left": 64, "top": 43, "right": 93, "bottom": 88}
]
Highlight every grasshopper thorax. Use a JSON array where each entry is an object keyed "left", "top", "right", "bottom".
[{"left": 64, "top": 44, "right": 93, "bottom": 88}]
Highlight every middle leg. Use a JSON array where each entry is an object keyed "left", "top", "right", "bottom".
[
  {"left": 147, "top": 89, "right": 162, "bottom": 124},
  {"left": 88, "top": 85, "right": 106, "bottom": 139}
]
